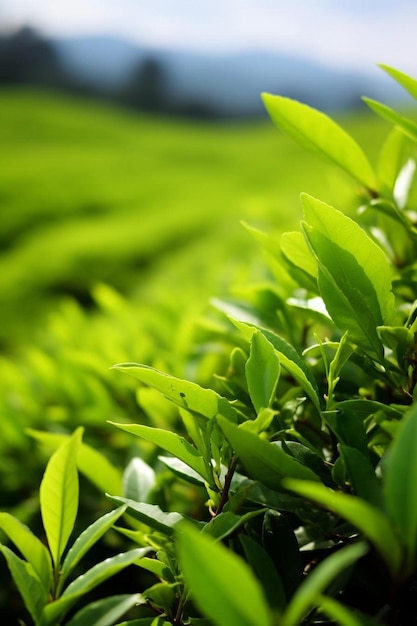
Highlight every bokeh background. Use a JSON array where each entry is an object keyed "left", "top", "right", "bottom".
[
  {"left": 0, "top": 1, "right": 417, "bottom": 620},
  {"left": 1, "top": 0, "right": 416, "bottom": 341}
]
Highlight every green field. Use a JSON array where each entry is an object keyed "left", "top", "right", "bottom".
[{"left": 0, "top": 88, "right": 387, "bottom": 345}]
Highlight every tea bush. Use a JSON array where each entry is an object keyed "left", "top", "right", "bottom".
[
  {"left": 3, "top": 65, "right": 417, "bottom": 624},
  {"left": 1, "top": 87, "right": 364, "bottom": 525}
]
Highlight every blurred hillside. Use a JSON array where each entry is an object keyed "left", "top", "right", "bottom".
[{"left": 0, "top": 26, "right": 409, "bottom": 118}]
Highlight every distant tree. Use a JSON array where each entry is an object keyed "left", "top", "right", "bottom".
[
  {"left": 122, "top": 57, "right": 167, "bottom": 112},
  {"left": 0, "top": 26, "right": 64, "bottom": 87}
]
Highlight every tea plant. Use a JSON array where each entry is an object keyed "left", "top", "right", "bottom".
[
  {"left": 0, "top": 429, "right": 156, "bottom": 625},
  {"left": 3, "top": 64, "right": 417, "bottom": 625},
  {"left": 108, "top": 66, "right": 417, "bottom": 624}
]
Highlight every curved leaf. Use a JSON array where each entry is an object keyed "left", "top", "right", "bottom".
[
  {"left": 262, "top": 93, "right": 376, "bottom": 189},
  {"left": 380, "top": 64, "right": 417, "bottom": 101},
  {"left": 28, "top": 429, "right": 122, "bottom": 496},
  {"left": 0, "top": 512, "right": 52, "bottom": 592},
  {"left": 301, "top": 194, "right": 396, "bottom": 359},
  {"left": 317, "top": 594, "right": 370, "bottom": 626},
  {"left": 245, "top": 330, "right": 281, "bottom": 412},
  {"left": 218, "top": 417, "right": 319, "bottom": 491},
  {"left": 112, "top": 363, "right": 239, "bottom": 422},
  {"left": 122, "top": 457, "right": 156, "bottom": 502},
  {"left": 0, "top": 545, "right": 47, "bottom": 625},
  {"left": 66, "top": 594, "right": 143, "bottom": 626},
  {"left": 59, "top": 505, "right": 128, "bottom": 589},
  {"left": 377, "top": 128, "right": 410, "bottom": 195},
  {"left": 44, "top": 549, "right": 150, "bottom": 625},
  {"left": 158, "top": 455, "right": 205, "bottom": 486},
  {"left": 281, "top": 542, "right": 367, "bottom": 626},
  {"left": 229, "top": 320, "right": 322, "bottom": 412},
  {"left": 107, "top": 497, "right": 187, "bottom": 536},
  {"left": 283, "top": 479, "right": 402, "bottom": 575},
  {"left": 363, "top": 98, "right": 417, "bottom": 143},
  {"left": 262, "top": 510, "right": 303, "bottom": 600},
  {"left": 202, "top": 510, "right": 265, "bottom": 541},
  {"left": 39, "top": 427, "right": 82, "bottom": 567},
  {"left": 339, "top": 446, "right": 384, "bottom": 508},
  {"left": 384, "top": 402, "right": 417, "bottom": 571},
  {"left": 239, "top": 534, "right": 286, "bottom": 611},
  {"left": 280, "top": 231, "right": 319, "bottom": 292},
  {"left": 109, "top": 422, "right": 209, "bottom": 483},
  {"left": 178, "top": 523, "right": 272, "bottom": 626}
]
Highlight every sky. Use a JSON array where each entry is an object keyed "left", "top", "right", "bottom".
[{"left": 1, "top": 0, "right": 417, "bottom": 77}]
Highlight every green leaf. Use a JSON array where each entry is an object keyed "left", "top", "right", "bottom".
[
  {"left": 287, "top": 296, "right": 331, "bottom": 325},
  {"left": 262, "top": 93, "right": 376, "bottom": 189},
  {"left": 242, "top": 221, "right": 281, "bottom": 260},
  {"left": 109, "top": 422, "right": 210, "bottom": 484},
  {"left": 133, "top": 556, "right": 173, "bottom": 581},
  {"left": 218, "top": 417, "right": 319, "bottom": 491},
  {"left": 363, "top": 98, "right": 417, "bottom": 143},
  {"left": 240, "top": 407, "right": 275, "bottom": 435},
  {"left": 202, "top": 510, "right": 265, "bottom": 541},
  {"left": 262, "top": 510, "right": 303, "bottom": 601},
  {"left": 0, "top": 544, "right": 47, "bottom": 625},
  {"left": 239, "top": 534, "right": 286, "bottom": 611},
  {"left": 212, "top": 297, "right": 284, "bottom": 335},
  {"left": 317, "top": 594, "right": 370, "bottom": 626},
  {"left": 326, "top": 332, "right": 354, "bottom": 409},
  {"left": 393, "top": 158, "right": 416, "bottom": 209},
  {"left": 339, "top": 446, "right": 384, "bottom": 509},
  {"left": 112, "top": 363, "right": 239, "bottom": 422},
  {"left": 378, "top": 325, "right": 415, "bottom": 371},
  {"left": 280, "top": 231, "right": 319, "bottom": 292},
  {"left": 107, "top": 497, "right": 187, "bottom": 536},
  {"left": 283, "top": 441, "right": 333, "bottom": 486},
  {"left": 336, "top": 399, "right": 402, "bottom": 420},
  {"left": 245, "top": 330, "right": 281, "bottom": 412},
  {"left": 66, "top": 594, "right": 143, "bottom": 626},
  {"left": 59, "top": 506, "right": 128, "bottom": 590},
  {"left": 44, "top": 549, "right": 150, "bottom": 625},
  {"left": 324, "top": 409, "right": 369, "bottom": 458},
  {"left": 233, "top": 321, "right": 322, "bottom": 413},
  {"left": 123, "top": 457, "right": 156, "bottom": 502},
  {"left": 384, "top": 402, "right": 417, "bottom": 570},
  {"left": 281, "top": 542, "right": 367, "bottom": 626},
  {"left": 177, "top": 524, "right": 273, "bottom": 626},
  {"left": 377, "top": 128, "right": 410, "bottom": 195},
  {"left": 301, "top": 194, "right": 395, "bottom": 359},
  {"left": 39, "top": 427, "right": 82, "bottom": 567},
  {"left": 143, "top": 582, "right": 177, "bottom": 611},
  {"left": 283, "top": 479, "right": 402, "bottom": 575},
  {"left": 76, "top": 441, "right": 123, "bottom": 497},
  {"left": 28, "top": 428, "right": 123, "bottom": 498},
  {"left": 158, "top": 455, "right": 205, "bottom": 486},
  {"left": 380, "top": 64, "right": 417, "bottom": 101},
  {"left": 0, "top": 512, "right": 52, "bottom": 592}
]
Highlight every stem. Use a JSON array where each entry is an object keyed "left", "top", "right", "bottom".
[
  {"left": 214, "top": 456, "right": 238, "bottom": 516},
  {"left": 172, "top": 591, "right": 187, "bottom": 625},
  {"left": 51, "top": 565, "right": 61, "bottom": 600}
]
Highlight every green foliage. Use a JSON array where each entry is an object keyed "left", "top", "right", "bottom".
[
  {"left": 4, "top": 65, "right": 417, "bottom": 624},
  {"left": 0, "top": 431, "right": 151, "bottom": 625},
  {"left": 102, "top": 65, "right": 417, "bottom": 624}
]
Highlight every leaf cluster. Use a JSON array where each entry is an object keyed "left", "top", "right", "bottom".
[{"left": 4, "top": 64, "right": 417, "bottom": 625}]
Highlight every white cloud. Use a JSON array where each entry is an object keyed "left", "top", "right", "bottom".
[{"left": 2, "top": 0, "right": 417, "bottom": 76}]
